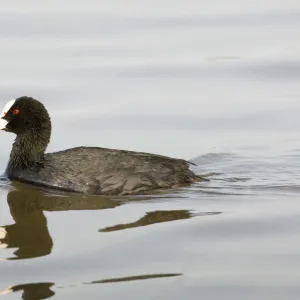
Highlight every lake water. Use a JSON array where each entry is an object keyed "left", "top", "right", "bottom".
[{"left": 1, "top": 1, "right": 300, "bottom": 299}]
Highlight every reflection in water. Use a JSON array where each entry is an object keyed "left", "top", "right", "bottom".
[
  {"left": 100, "top": 210, "right": 221, "bottom": 232},
  {"left": 0, "top": 183, "right": 222, "bottom": 260},
  {"left": 0, "top": 183, "right": 122, "bottom": 260},
  {"left": 87, "top": 273, "right": 182, "bottom": 284},
  {"left": 0, "top": 274, "right": 181, "bottom": 298},
  {"left": 0, "top": 227, "right": 8, "bottom": 249},
  {"left": 1, "top": 190, "right": 53, "bottom": 260},
  {"left": 0, "top": 282, "right": 55, "bottom": 300}
]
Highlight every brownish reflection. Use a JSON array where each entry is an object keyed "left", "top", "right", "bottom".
[
  {"left": 87, "top": 273, "right": 182, "bottom": 284},
  {"left": 1, "top": 190, "right": 53, "bottom": 260},
  {"left": 100, "top": 210, "right": 221, "bottom": 232},
  {"left": 1, "top": 182, "right": 123, "bottom": 260},
  {"left": 0, "top": 282, "right": 55, "bottom": 300}
]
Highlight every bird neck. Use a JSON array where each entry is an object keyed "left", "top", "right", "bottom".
[{"left": 7, "top": 129, "right": 51, "bottom": 170}]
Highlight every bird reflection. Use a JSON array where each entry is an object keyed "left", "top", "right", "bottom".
[
  {"left": 0, "top": 282, "right": 55, "bottom": 300},
  {"left": 1, "top": 189, "right": 53, "bottom": 259},
  {"left": 87, "top": 273, "right": 182, "bottom": 284},
  {"left": 0, "top": 182, "right": 221, "bottom": 260},
  {"left": 100, "top": 210, "right": 221, "bottom": 232},
  {"left": 0, "top": 182, "right": 122, "bottom": 260}
]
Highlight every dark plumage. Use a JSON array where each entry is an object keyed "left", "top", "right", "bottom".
[{"left": 0, "top": 96, "right": 203, "bottom": 195}]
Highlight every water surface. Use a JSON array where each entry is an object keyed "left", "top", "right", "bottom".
[{"left": 1, "top": 1, "right": 300, "bottom": 299}]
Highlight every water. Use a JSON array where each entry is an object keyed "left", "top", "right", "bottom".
[{"left": 1, "top": 1, "right": 300, "bottom": 299}]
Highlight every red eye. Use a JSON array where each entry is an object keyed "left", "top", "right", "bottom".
[{"left": 12, "top": 109, "right": 19, "bottom": 115}]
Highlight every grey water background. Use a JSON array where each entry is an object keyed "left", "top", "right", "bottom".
[{"left": 1, "top": 0, "right": 300, "bottom": 299}]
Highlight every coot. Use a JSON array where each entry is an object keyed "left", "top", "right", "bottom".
[{"left": 0, "top": 96, "right": 203, "bottom": 195}]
